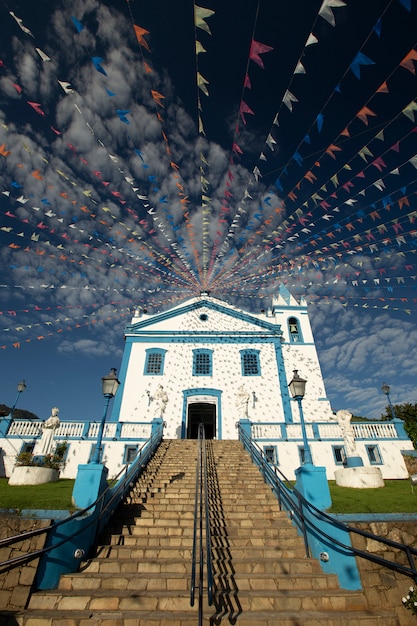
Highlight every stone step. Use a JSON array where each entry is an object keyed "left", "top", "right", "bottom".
[
  {"left": 105, "top": 525, "right": 298, "bottom": 541},
  {"left": 55, "top": 570, "right": 341, "bottom": 594},
  {"left": 11, "top": 607, "right": 399, "bottom": 625},
  {"left": 26, "top": 587, "right": 372, "bottom": 613},
  {"left": 98, "top": 534, "right": 304, "bottom": 550},
  {"left": 15, "top": 439, "right": 398, "bottom": 626},
  {"left": 80, "top": 555, "right": 327, "bottom": 576},
  {"left": 92, "top": 544, "right": 306, "bottom": 560},
  {"left": 127, "top": 500, "right": 281, "bottom": 511},
  {"left": 128, "top": 514, "right": 297, "bottom": 527}
]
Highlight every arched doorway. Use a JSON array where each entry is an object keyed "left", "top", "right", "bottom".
[{"left": 187, "top": 402, "right": 216, "bottom": 439}]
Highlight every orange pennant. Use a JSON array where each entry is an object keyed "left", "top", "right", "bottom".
[
  {"left": 151, "top": 90, "right": 165, "bottom": 107},
  {"left": 133, "top": 25, "right": 150, "bottom": 51},
  {"left": 400, "top": 49, "right": 417, "bottom": 74}
]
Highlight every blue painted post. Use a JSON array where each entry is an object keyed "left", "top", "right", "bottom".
[
  {"left": 346, "top": 455, "right": 364, "bottom": 468},
  {"left": 35, "top": 513, "right": 100, "bottom": 590},
  {"left": 295, "top": 397, "right": 313, "bottom": 465},
  {"left": 151, "top": 417, "right": 163, "bottom": 437},
  {"left": 394, "top": 420, "right": 408, "bottom": 439},
  {"left": 0, "top": 414, "right": 12, "bottom": 437},
  {"left": 238, "top": 418, "right": 252, "bottom": 439},
  {"left": 71, "top": 462, "right": 109, "bottom": 509}
]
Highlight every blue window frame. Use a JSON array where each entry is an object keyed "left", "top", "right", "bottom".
[
  {"left": 264, "top": 445, "right": 278, "bottom": 465},
  {"left": 193, "top": 349, "right": 213, "bottom": 376},
  {"left": 332, "top": 445, "right": 346, "bottom": 466},
  {"left": 89, "top": 444, "right": 103, "bottom": 463},
  {"left": 240, "top": 350, "right": 261, "bottom": 376},
  {"left": 366, "top": 444, "right": 383, "bottom": 465},
  {"left": 298, "top": 446, "right": 310, "bottom": 465},
  {"left": 144, "top": 348, "right": 167, "bottom": 376},
  {"left": 288, "top": 317, "right": 303, "bottom": 343},
  {"left": 123, "top": 445, "right": 138, "bottom": 464}
]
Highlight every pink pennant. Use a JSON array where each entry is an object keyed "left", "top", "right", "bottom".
[
  {"left": 249, "top": 40, "right": 273, "bottom": 69},
  {"left": 239, "top": 101, "right": 254, "bottom": 125},
  {"left": 27, "top": 101, "right": 45, "bottom": 116},
  {"left": 244, "top": 74, "right": 252, "bottom": 89}
]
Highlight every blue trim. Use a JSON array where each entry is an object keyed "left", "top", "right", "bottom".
[
  {"left": 273, "top": 340, "right": 293, "bottom": 423},
  {"left": 240, "top": 349, "right": 261, "bottom": 376},
  {"left": 280, "top": 341, "right": 315, "bottom": 346},
  {"left": 124, "top": 332, "right": 282, "bottom": 342},
  {"left": 273, "top": 306, "right": 308, "bottom": 313},
  {"left": 181, "top": 388, "right": 223, "bottom": 439},
  {"left": 109, "top": 339, "right": 132, "bottom": 422}
]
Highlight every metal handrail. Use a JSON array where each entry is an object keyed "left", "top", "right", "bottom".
[
  {"left": 190, "top": 424, "right": 213, "bottom": 624},
  {"left": 238, "top": 424, "right": 417, "bottom": 583},
  {"left": 0, "top": 423, "right": 164, "bottom": 577}
]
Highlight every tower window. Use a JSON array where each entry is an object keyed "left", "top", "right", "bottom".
[
  {"left": 240, "top": 350, "right": 261, "bottom": 376},
  {"left": 193, "top": 349, "right": 213, "bottom": 376},
  {"left": 144, "top": 349, "right": 167, "bottom": 375},
  {"left": 288, "top": 317, "right": 303, "bottom": 343}
]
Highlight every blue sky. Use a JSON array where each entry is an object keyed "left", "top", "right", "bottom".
[{"left": 0, "top": 0, "right": 416, "bottom": 422}]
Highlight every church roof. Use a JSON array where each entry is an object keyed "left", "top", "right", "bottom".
[{"left": 126, "top": 293, "right": 283, "bottom": 336}]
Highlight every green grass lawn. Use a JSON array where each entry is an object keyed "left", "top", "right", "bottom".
[
  {"left": 328, "top": 479, "right": 417, "bottom": 514},
  {"left": 1, "top": 477, "right": 417, "bottom": 514},
  {"left": 0, "top": 478, "right": 75, "bottom": 511}
]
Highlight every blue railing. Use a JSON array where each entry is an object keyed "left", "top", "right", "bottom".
[
  {"left": 0, "top": 421, "right": 164, "bottom": 589},
  {"left": 190, "top": 424, "right": 213, "bottom": 625},
  {"left": 238, "top": 423, "right": 417, "bottom": 587}
]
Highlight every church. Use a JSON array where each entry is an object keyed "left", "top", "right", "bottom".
[{"left": 0, "top": 286, "right": 412, "bottom": 481}]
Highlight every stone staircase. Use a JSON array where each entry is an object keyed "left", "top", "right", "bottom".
[{"left": 13, "top": 439, "right": 398, "bottom": 625}]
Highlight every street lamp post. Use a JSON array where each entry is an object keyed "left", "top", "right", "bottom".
[
  {"left": 10, "top": 380, "right": 27, "bottom": 419},
  {"left": 90, "top": 368, "right": 120, "bottom": 464},
  {"left": 288, "top": 369, "right": 313, "bottom": 465},
  {"left": 381, "top": 382, "right": 398, "bottom": 420}
]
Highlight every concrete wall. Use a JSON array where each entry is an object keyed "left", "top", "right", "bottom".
[
  {"left": 0, "top": 517, "right": 50, "bottom": 611},
  {"left": 350, "top": 520, "right": 417, "bottom": 626}
]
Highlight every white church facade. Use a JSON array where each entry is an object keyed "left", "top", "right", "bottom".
[{"left": 0, "top": 286, "right": 412, "bottom": 481}]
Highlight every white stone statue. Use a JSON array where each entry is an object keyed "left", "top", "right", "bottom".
[
  {"left": 152, "top": 384, "right": 168, "bottom": 418},
  {"left": 335, "top": 409, "right": 356, "bottom": 456},
  {"left": 236, "top": 385, "right": 250, "bottom": 419},
  {"left": 38, "top": 407, "right": 60, "bottom": 455}
]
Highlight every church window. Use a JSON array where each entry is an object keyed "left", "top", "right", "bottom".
[
  {"left": 366, "top": 445, "right": 383, "bottom": 465},
  {"left": 264, "top": 446, "right": 278, "bottom": 465},
  {"left": 144, "top": 348, "right": 166, "bottom": 375},
  {"left": 193, "top": 349, "right": 213, "bottom": 376},
  {"left": 241, "top": 350, "right": 261, "bottom": 376},
  {"left": 332, "top": 445, "right": 346, "bottom": 466},
  {"left": 288, "top": 317, "right": 303, "bottom": 343}
]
